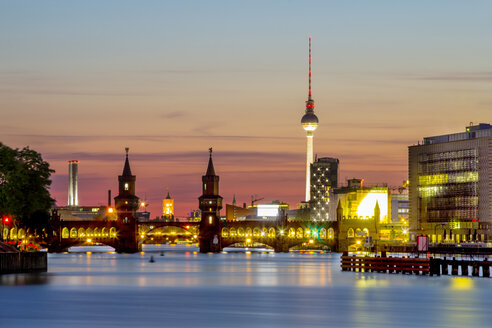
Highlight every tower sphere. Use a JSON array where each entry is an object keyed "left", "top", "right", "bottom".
[{"left": 301, "top": 112, "right": 319, "bottom": 132}]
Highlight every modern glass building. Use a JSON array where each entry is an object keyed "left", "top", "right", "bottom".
[
  {"left": 408, "top": 123, "right": 492, "bottom": 242},
  {"left": 310, "top": 157, "right": 339, "bottom": 221}
]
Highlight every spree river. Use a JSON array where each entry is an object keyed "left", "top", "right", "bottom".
[{"left": 1, "top": 245, "right": 491, "bottom": 328}]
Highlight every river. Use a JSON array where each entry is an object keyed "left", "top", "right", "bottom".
[{"left": 0, "top": 245, "right": 490, "bottom": 328}]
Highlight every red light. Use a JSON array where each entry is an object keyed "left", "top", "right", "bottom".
[
  {"left": 185, "top": 225, "right": 190, "bottom": 229},
  {"left": 309, "top": 72, "right": 312, "bottom": 75},
  {"left": 3, "top": 216, "right": 10, "bottom": 224}
]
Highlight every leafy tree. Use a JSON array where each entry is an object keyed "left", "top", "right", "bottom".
[{"left": 0, "top": 142, "right": 55, "bottom": 238}]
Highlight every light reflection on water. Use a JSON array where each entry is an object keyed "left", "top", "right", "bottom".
[{"left": 1, "top": 245, "right": 491, "bottom": 328}]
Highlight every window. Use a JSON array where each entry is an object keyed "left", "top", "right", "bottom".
[
  {"left": 209, "top": 216, "right": 213, "bottom": 224},
  {"left": 124, "top": 183, "right": 129, "bottom": 191}
]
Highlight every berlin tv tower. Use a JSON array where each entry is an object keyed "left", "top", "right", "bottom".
[{"left": 301, "top": 36, "right": 319, "bottom": 202}]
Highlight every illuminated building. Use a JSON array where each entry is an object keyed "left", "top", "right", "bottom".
[
  {"left": 409, "top": 123, "right": 492, "bottom": 243},
  {"left": 391, "top": 192, "right": 409, "bottom": 223},
  {"left": 331, "top": 179, "right": 391, "bottom": 251},
  {"left": 162, "top": 191, "right": 174, "bottom": 220},
  {"left": 301, "top": 37, "right": 319, "bottom": 202},
  {"left": 226, "top": 201, "right": 289, "bottom": 221},
  {"left": 310, "top": 157, "right": 339, "bottom": 221},
  {"left": 67, "top": 160, "right": 79, "bottom": 206}
]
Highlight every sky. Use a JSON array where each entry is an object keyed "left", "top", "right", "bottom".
[{"left": 1, "top": 1, "right": 492, "bottom": 217}]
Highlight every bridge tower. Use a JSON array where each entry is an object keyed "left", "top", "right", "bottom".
[
  {"left": 114, "top": 148, "right": 140, "bottom": 253},
  {"left": 199, "top": 148, "right": 223, "bottom": 253}
]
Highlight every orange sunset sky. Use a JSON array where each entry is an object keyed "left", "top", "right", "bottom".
[{"left": 1, "top": 1, "right": 491, "bottom": 216}]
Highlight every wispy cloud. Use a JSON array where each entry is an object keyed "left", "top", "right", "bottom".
[{"left": 402, "top": 72, "right": 492, "bottom": 82}]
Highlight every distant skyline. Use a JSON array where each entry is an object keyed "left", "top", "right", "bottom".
[{"left": 1, "top": 1, "right": 491, "bottom": 216}]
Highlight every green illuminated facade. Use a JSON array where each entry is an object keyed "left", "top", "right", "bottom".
[{"left": 409, "top": 123, "right": 492, "bottom": 242}]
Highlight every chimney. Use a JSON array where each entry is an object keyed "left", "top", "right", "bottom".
[
  {"left": 108, "top": 189, "right": 111, "bottom": 207},
  {"left": 68, "top": 160, "right": 79, "bottom": 206}
]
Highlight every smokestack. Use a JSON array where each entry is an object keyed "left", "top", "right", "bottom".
[
  {"left": 108, "top": 189, "right": 111, "bottom": 207},
  {"left": 68, "top": 160, "right": 79, "bottom": 206}
]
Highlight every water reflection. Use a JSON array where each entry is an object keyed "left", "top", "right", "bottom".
[{"left": 1, "top": 246, "right": 491, "bottom": 328}]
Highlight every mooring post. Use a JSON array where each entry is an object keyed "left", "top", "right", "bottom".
[
  {"left": 461, "top": 261, "right": 469, "bottom": 276},
  {"left": 442, "top": 257, "right": 448, "bottom": 275},
  {"left": 472, "top": 261, "right": 479, "bottom": 277},
  {"left": 483, "top": 258, "right": 490, "bottom": 278},
  {"left": 451, "top": 257, "right": 459, "bottom": 276}
]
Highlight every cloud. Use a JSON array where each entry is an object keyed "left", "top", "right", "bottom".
[
  {"left": 161, "top": 111, "right": 187, "bottom": 119},
  {"left": 403, "top": 72, "right": 492, "bottom": 82}
]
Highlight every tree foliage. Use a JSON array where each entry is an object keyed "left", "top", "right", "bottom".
[{"left": 0, "top": 142, "right": 55, "bottom": 236}]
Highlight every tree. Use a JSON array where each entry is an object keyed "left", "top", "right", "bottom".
[{"left": 0, "top": 142, "right": 55, "bottom": 238}]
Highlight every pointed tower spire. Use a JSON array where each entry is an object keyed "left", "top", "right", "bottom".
[
  {"left": 122, "top": 147, "right": 132, "bottom": 176},
  {"left": 206, "top": 147, "right": 216, "bottom": 176},
  {"left": 232, "top": 194, "right": 237, "bottom": 206}
]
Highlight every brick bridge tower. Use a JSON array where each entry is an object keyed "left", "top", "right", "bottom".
[
  {"left": 114, "top": 148, "right": 140, "bottom": 253},
  {"left": 199, "top": 148, "right": 223, "bottom": 253}
]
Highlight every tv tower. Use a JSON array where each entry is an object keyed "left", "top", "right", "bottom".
[{"left": 301, "top": 36, "right": 319, "bottom": 202}]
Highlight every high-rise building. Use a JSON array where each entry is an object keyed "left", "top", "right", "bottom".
[
  {"left": 162, "top": 191, "right": 174, "bottom": 220},
  {"left": 301, "top": 37, "right": 319, "bottom": 202},
  {"left": 310, "top": 157, "right": 339, "bottom": 221},
  {"left": 67, "top": 160, "right": 79, "bottom": 206},
  {"left": 409, "top": 123, "right": 492, "bottom": 242}
]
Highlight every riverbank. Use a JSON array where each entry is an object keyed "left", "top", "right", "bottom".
[{"left": 0, "top": 242, "right": 47, "bottom": 274}]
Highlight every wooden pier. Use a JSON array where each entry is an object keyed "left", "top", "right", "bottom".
[{"left": 341, "top": 253, "right": 491, "bottom": 278}]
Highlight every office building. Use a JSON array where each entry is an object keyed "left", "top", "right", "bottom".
[
  {"left": 310, "top": 157, "right": 339, "bottom": 221},
  {"left": 409, "top": 123, "right": 492, "bottom": 242}
]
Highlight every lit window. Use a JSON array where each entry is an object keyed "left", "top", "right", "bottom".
[
  {"left": 124, "top": 183, "right": 129, "bottom": 190},
  {"left": 209, "top": 216, "right": 213, "bottom": 224}
]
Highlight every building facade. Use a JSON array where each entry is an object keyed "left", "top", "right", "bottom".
[
  {"left": 310, "top": 157, "right": 339, "bottom": 221},
  {"left": 409, "top": 123, "right": 492, "bottom": 243}
]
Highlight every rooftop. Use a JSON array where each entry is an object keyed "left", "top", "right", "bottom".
[{"left": 424, "top": 123, "right": 492, "bottom": 145}]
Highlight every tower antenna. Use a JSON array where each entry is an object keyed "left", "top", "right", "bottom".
[{"left": 308, "top": 36, "right": 312, "bottom": 101}]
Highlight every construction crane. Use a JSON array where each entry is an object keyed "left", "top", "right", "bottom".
[{"left": 251, "top": 195, "right": 264, "bottom": 207}]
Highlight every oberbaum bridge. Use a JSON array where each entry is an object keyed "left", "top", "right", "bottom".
[{"left": 46, "top": 149, "right": 344, "bottom": 253}]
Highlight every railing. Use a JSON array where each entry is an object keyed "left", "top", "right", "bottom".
[{"left": 341, "top": 255, "right": 430, "bottom": 275}]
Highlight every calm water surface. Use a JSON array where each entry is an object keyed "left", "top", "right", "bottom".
[{"left": 1, "top": 245, "right": 491, "bottom": 328}]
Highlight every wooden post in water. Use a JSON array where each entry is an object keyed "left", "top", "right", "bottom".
[
  {"left": 483, "top": 259, "right": 490, "bottom": 278},
  {"left": 451, "top": 257, "right": 459, "bottom": 276},
  {"left": 461, "top": 261, "right": 469, "bottom": 276},
  {"left": 442, "top": 257, "right": 448, "bottom": 275}
]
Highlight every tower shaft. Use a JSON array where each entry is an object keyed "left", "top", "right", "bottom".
[
  {"left": 305, "top": 133, "right": 314, "bottom": 201},
  {"left": 68, "top": 160, "right": 78, "bottom": 206}
]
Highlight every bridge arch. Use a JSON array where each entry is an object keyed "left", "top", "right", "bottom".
[
  {"left": 17, "top": 228, "right": 26, "bottom": 240},
  {"left": 320, "top": 228, "right": 327, "bottom": 239},
  {"left": 238, "top": 227, "right": 245, "bottom": 237},
  {"left": 296, "top": 228, "right": 303, "bottom": 239},
  {"left": 86, "top": 228, "right": 93, "bottom": 237},
  {"left": 328, "top": 228, "right": 335, "bottom": 239},
  {"left": 110, "top": 227, "right": 117, "bottom": 238},
  {"left": 78, "top": 227, "right": 86, "bottom": 238},
  {"left": 253, "top": 227, "right": 260, "bottom": 237},
  {"left": 245, "top": 227, "right": 252, "bottom": 237},
  {"left": 70, "top": 228, "right": 77, "bottom": 238},
  {"left": 222, "top": 227, "right": 229, "bottom": 237},
  {"left": 102, "top": 227, "right": 109, "bottom": 238},
  {"left": 229, "top": 227, "right": 236, "bottom": 237},
  {"left": 347, "top": 228, "right": 354, "bottom": 238},
  {"left": 288, "top": 228, "right": 295, "bottom": 238},
  {"left": 62, "top": 227, "right": 69, "bottom": 239}
]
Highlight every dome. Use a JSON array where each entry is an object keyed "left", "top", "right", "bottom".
[{"left": 301, "top": 112, "right": 319, "bottom": 125}]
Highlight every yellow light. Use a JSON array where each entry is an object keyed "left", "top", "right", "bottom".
[
  {"left": 450, "top": 277, "right": 474, "bottom": 290},
  {"left": 86, "top": 251, "right": 92, "bottom": 255},
  {"left": 87, "top": 238, "right": 92, "bottom": 243},
  {"left": 141, "top": 202, "right": 146, "bottom": 207},
  {"left": 279, "top": 230, "right": 284, "bottom": 235},
  {"left": 246, "top": 238, "right": 251, "bottom": 243},
  {"left": 309, "top": 239, "right": 314, "bottom": 244},
  {"left": 357, "top": 190, "right": 388, "bottom": 220},
  {"left": 356, "top": 240, "right": 361, "bottom": 245},
  {"left": 108, "top": 207, "right": 114, "bottom": 213}
]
